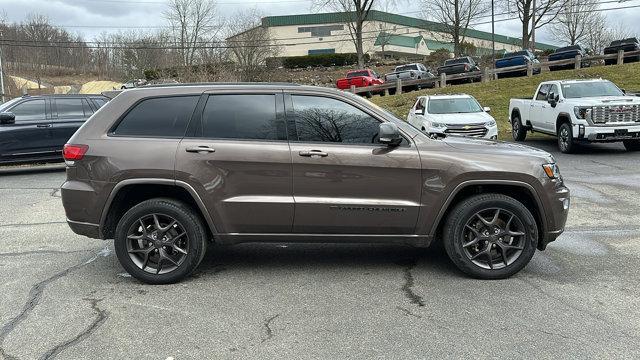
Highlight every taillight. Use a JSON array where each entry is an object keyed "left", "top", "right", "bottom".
[{"left": 63, "top": 144, "right": 89, "bottom": 161}]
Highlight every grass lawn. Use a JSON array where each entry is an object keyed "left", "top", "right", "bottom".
[{"left": 371, "top": 62, "right": 640, "bottom": 140}]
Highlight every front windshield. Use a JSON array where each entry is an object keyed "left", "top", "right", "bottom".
[
  {"left": 0, "top": 98, "right": 21, "bottom": 112},
  {"left": 428, "top": 97, "right": 483, "bottom": 114},
  {"left": 561, "top": 81, "right": 624, "bottom": 98}
]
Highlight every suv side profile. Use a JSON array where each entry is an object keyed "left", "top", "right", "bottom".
[
  {"left": 0, "top": 94, "right": 108, "bottom": 164},
  {"left": 61, "top": 84, "right": 570, "bottom": 284}
]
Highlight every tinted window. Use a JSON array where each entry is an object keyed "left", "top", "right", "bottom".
[
  {"left": 347, "top": 71, "right": 370, "bottom": 78},
  {"left": 11, "top": 99, "right": 46, "bottom": 121},
  {"left": 113, "top": 96, "right": 199, "bottom": 137},
  {"left": 56, "top": 98, "right": 85, "bottom": 118},
  {"left": 92, "top": 98, "right": 108, "bottom": 108},
  {"left": 200, "top": 94, "right": 283, "bottom": 140},
  {"left": 292, "top": 95, "right": 381, "bottom": 144}
]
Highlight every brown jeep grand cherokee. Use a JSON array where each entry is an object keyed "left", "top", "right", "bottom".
[{"left": 61, "top": 84, "right": 570, "bottom": 284}]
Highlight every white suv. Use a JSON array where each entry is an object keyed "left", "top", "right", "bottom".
[{"left": 407, "top": 94, "right": 498, "bottom": 139}]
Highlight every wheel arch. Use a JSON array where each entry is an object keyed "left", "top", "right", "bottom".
[
  {"left": 430, "top": 180, "right": 547, "bottom": 250},
  {"left": 99, "top": 179, "right": 217, "bottom": 241},
  {"left": 555, "top": 113, "right": 572, "bottom": 132}
]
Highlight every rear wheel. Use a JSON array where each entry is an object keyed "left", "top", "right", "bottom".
[
  {"left": 443, "top": 194, "right": 538, "bottom": 279},
  {"left": 114, "top": 198, "right": 208, "bottom": 284},
  {"left": 623, "top": 139, "right": 640, "bottom": 151},
  {"left": 511, "top": 114, "right": 527, "bottom": 141},
  {"left": 557, "top": 122, "right": 576, "bottom": 153}
]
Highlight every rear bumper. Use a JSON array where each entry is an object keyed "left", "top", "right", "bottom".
[
  {"left": 67, "top": 219, "right": 101, "bottom": 239},
  {"left": 575, "top": 124, "right": 640, "bottom": 142}
]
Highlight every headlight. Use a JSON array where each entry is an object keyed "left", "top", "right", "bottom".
[
  {"left": 573, "top": 106, "right": 591, "bottom": 119},
  {"left": 542, "top": 163, "right": 560, "bottom": 179},
  {"left": 485, "top": 119, "right": 496, "bottom": 127},
  {"left": 431, "top": 122, "right": 446, "bottom": 128}
]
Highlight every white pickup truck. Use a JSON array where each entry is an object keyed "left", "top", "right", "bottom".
[{"left": 508, "top": 79, "right": 640, "bottom": 153}]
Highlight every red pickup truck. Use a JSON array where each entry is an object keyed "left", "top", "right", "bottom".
[{"left": 336, "top": 69, "right": 384, "bottom": 97}]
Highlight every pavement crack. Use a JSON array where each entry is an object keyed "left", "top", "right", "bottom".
[
  {"left": 0, "top": 221, "right": 67, "bottom": 228},
  {"left": 0, "top": 249, "right": 90, "bottom": 257},
  {"left": 49, "top": 189, "right": 61, "bottom": 198},
  {"left": 261, "top": 314, "right": 280, "bottom": 344},
  {"left": 38, "top": 298, "right": 108, "bottom": 360},
  {"left": 0, "top": 247, "right": 110, "bottom": 358},
  {"left": 396, "top": 306, "right": 422, "bottom": 319},
  {"left": 397, "top": 259, "right": 425, "bottom": 307}
]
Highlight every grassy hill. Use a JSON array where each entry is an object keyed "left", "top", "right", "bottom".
[{"left": 372, "top": 63, "right": 640, "bottom": 140}]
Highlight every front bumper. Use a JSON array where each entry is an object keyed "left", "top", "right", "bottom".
[
  {"left": 575, "top": 123, "right": 640, "bottom": 142},
  {"left": 539, "top": 179, "right": 570, "bottom": 250}
]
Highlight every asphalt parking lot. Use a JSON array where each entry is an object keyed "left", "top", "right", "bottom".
[{"left": 0, "top": 139, "right": 639, "bottom": 359}]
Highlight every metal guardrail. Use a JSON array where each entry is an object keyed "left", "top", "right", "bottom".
[{"left": 350, "top": 49, "right": 640, "bottom": 96}]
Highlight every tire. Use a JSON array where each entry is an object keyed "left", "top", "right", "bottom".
[
  {"left": 557, "top": 122, "right": 576, "bottom": 153},
  {"left": 511, "top": 114, "right": 527, "bottom": 141},
  {"left": 623, "top": 139, "right": 640, "bottom": 151},
  {"left": 443, "top": 194, "right": 538, "bottom": 279},
  {"left": 114, "top": 198, "right": 208, "bottom": 284}
]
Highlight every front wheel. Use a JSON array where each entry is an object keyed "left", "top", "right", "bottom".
[
  {"left": 114, "top": 198, "right": 208, "bottom": 284},
  {"left": 623, "top": 139, "right": 640, "bottom": 151},
  {"left": 443, "top": 194, "right": 538, "bottom": 279},
  {"left": 557, "top": 122, "right": 576, "bottom": 153}
]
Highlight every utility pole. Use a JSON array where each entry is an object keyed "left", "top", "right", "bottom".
[
  {"left": 0, "top": 44, "right": 5, "bottom": 103},
  {"left": 531, "top": 0, "right": 536, "bottom": 51},
  {"left": 491, "top": 0, "right": 495, "bottom": 67}
]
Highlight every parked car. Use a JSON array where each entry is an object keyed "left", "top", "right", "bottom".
[
  {"left": 548, "top": 45, "right": 590, "bottom": 71},
  {"left": 407, "top": 94, "right": 497, "bottom": 140},
  {"left": 121, "top": 79, "right": 147, "bottom": 89},
  {"left": 603, "top": 38, "right": 640, "bottom": 65},
  {"left": 0, "top": 94, "right": 109, "bottom": 164},
  {"left": 437, "top": 57, "right": 481, "bottom": 82},
  {"left": 384, "top": 63, "right": 436, "bottom": 92},
  {"left": 61, "top": 83, "right": 569, "bottom": 284},
  {"left": 495, "top": 50, "right": 540, "bottom": 78},
  {"left": 336, "top": 69, "right": 384, "bottom": 97},
  {"left": 509, "top": 79, "right": 640, "bottom": 153}
]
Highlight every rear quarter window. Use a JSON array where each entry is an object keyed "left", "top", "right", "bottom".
[{"left": 112, "top": 96, "right": 199, "bottom": 137}]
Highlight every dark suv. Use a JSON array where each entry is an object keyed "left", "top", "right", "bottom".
[
  {"left": 0, "top": 94, "right": 108, "bottom": 164},
  {"left": 61, "top": 84, "right": 570, "bottom": 284}
]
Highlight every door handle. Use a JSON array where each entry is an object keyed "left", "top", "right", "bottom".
[
  {"left": 185, "top": 145, "right": 215, "bottom": 153},
  {"left": 299, "top": 150, "right": 328, "bottom": 157},
  {"left": 36, "top": 124, "right": 52, "bottom": 128}
]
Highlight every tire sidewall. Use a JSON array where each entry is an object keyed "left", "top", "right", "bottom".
[
  {"left": 114, "top": 199, "right": 207, "bottom": 284},
  {"left": 558, "top": 122, "right": 575, "bottom": 153},
  {"left": 443, "top": 195, "right": 538, "bottom": 279},
  {"left": 512, "top": 115, "right": 526, "bottom": 141}
]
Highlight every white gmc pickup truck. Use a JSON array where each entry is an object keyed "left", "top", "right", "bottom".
[{"left": 508, "top": 79, "right": 640, "bottom": 153}]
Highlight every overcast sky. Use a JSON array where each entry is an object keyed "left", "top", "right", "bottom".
[{"left": 0, "top": 0, "right": 639, "bottom": 47}]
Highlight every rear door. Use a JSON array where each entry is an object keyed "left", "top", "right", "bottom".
[
  {"left": 175, "top": 90, "right": 293, "bottom": 234},
  {"left": 51, "top": 97, "right": 93, "bottom": 151},
  {"left": 0, "top": 98, "right": 54, "bottom": 161},
  {"left": 285, "top": 92, "right": 422, "bottom": 234}
]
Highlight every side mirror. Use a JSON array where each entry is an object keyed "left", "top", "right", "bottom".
[
  {"left": 483, "top": 107, "right": 491, "bottom": 113},
  {"left": 621, "top": 88, "right": 627, "bottom": 94},
  {"left": 0, "top": 112, "right": 15, "bottom": 125},
  {"left": 547, "top": 92, "right": 558, "bottom": 107},
  {"left": 379, "top": 123, "right": 402, "bottom": 146}
]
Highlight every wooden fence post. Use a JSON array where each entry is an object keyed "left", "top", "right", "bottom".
[
  {"left": 526, "top": 62, "right": 533, "bottom": 77},
  {"left": 482, "top": 67, "right": 490, "bottom": 83},
  {"left": 350, "top": 85, "right": 356, "bottom": 93},
  {"left": 396, "top": 78, "right": 402, "bottom": 95},
  {"left": 384, "top": 88, "right": 389, "bottom": 96},
  {"left": 575, "top": 55, "right": 582, "bottom": 70},
  {"left": 617, "top": 50, "right": 624, "bottom": 65},
  {"left": 440, "top": 72, "right": 447, "bottom": 88}
]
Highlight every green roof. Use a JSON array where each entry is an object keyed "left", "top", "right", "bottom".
[
  {"left": 374, "top": 32, "right": 423, "bottom": 48},
  {"left": 425, "top": 40, "right": 454, "bottom": 53},
  {"left": 262, "top": 10, "right": 557, "bottom": 51}
]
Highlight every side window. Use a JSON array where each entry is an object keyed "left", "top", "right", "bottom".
[
  {"left": 414, "top": 98, "right": 425, "bottom": 112},
  {"left": 292, "top": 95, "right": 381, "bottom": 144},
  {"left": 55, "top": 98, "right": 85, "bottom": 118},
  {"left": 199, "top": 94, "right": 284, "bottom": 140},
  {"left": 536, "top": 84, "right": 550, "bottom": 101},
  {"left": 549, "top": 84, "right": 560, "bottom": 98},
  {"left": 82, "top": 99, "right": 94, "bottom": 116},
  {"left": 10, "top": 99, "right": 46, "bottom": 121},
  {"left": 92, "top": 98, "right": 108, "bottom": 108},
  {"left": 112, "top": 96, "right": 199, "bottom": 137}
]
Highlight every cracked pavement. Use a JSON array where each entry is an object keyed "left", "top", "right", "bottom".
[{"left": 0, "top": 139, "right": 639, "bottom": 359}]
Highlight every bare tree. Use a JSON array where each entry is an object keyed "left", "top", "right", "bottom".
[
  {"left": 226, "top": 8, "right": 280, "bottom": 81},
  {"left": 585, "top": 21, "right": 636, "bottom": 54},
  {"left": 421, "top": 0, "right": 488, "bottom": 56},
  {"left": 501, "top": 0, "right": 567, "bottom": 49},
  {"left": 313, "top": 0, "right": 380, "bottom": 68},
  {"left": 551, "top": 0, "right": 598, "bottom": 46},
  {"left": 164, "top": 0, "right": 220, "bottom": 67}
]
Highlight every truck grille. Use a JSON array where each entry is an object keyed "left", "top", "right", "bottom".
[
  {"left": 445, "top": 123, "right": 488, "bottom": 137},
  {"left": 591, "top": 104, "right": 640, "bottom": 124}
]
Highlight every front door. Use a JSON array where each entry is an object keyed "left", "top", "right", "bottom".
[
  {"left": 0, "top": 98, "right": 53, "bottom": 162},
  {"left": 285, "top": 93, "right": 422, "bottom": 234},
  {"left": 175, "top": 91, "right": 294, "bottom": 234}
]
